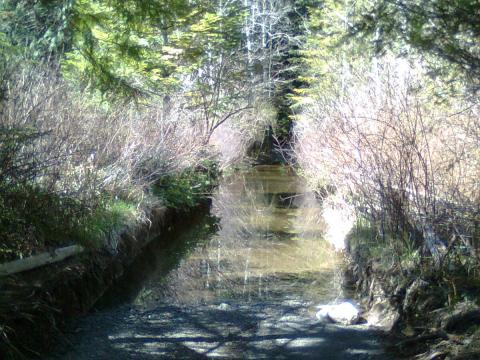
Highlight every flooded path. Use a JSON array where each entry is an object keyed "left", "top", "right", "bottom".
[{"left": 49, "top": 166, "right": 391, "bottom": 359}]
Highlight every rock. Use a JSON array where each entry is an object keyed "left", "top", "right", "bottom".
[
  {"left": 366, "top": 300, "right": 400, "bottom": 331},
  {"left": 315, "top": 308, "right": 335, "bottom": 324},
  {"left": 403, "top": 278, "right": 430, "bottom": 313},
  {"left": 441, "top": 301, "right": 480, "bottom": 333},
  {"left": 315, "top": 301, "right": 361, "bottom": 325},
  {"left": 217, "top": 303, "right": 231, "bottom": 311}
]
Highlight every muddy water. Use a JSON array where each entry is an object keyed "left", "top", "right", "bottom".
[
  {"left": 136, "top": 165, "right": 341, "bottom": 308},
  {"left": 50, "top": 165, "right": 389, "bottom": 359}
]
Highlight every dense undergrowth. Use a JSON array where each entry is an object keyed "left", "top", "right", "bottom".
[
  {"left": 295, "top": 53, "right": 480, "bottom": 293},
  {"left": 0, "top": 0, "right": 282, "bottom": 263},
  {"left": 294, "top": 0, "right": 479, "bottom": 283},
  {"left": 0, "top": 62, "right": 263, "bottom": 357},
  {"left": 292, "top": 1, "right": 480, "bottom": 357},
  {"left": 0, "top": 60, "right": 268, "bottom": 263},
  {"left": 0, "top": 0, "right": 287, "bottom": 356},
  {"left": 0, "top": 0, "right": 302, "bottom": 358}
]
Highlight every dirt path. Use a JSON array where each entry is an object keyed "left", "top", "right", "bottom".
[{"left": 49, "top": 298, "right": 391, "bottom": 359}]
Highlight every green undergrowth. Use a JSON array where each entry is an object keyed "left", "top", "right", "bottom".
[
  {"left": 0, "top": 161, "right": 220, "bottom": 358},
  {"left": 74, "top": 198, "right": 141, "bottom": 250},
  {"left": 348, "top": 217, "right": 480, "bottom": 312},
  {"left": 0, "top": 184, "right": 90, "bottom": 262},
  {"left": 348, "top": 218, "right": 422, "bottom": 274},
  {"left": 348, "top": 219, "right": 480, "bottom": 360},
  {"left": 0, "top": 185, "right": 142, "bottom": 263},
  {"left": 0, "top": 199, "right": 138, "bottom": 359},
  {"left": 0, "top": 161, "right": 219, "bottom": 263},
  {"left": 153, "top": 161, "right": 219, "bottom": 210}
]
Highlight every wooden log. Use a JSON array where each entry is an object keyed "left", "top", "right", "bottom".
[{"left": 0, "top": 245, "right": 84, "bottom": 276}]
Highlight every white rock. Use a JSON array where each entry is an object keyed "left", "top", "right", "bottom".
[
  {"left": 315, "top": 302, "right": 360, "bottom": 325},
  {"left": 218, "top": 303, "right": 230, "bottom": 310},
  {"left": 315, "top": 307, "right": 335, "bottom": 323}
]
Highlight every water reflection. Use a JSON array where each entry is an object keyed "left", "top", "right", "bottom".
[
  {"left": 135, "top": 165, "right": 341, "bottom": 308},
  {"left": 48, "top": 166, "right": 391, "bottom": 360}
]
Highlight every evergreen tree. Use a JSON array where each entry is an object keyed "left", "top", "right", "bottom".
[{"left": 352, "top": 0, "right": 480, "bottom": 90}]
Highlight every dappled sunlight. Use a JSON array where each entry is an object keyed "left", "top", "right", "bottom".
[
  {"left": 5, "top": 0, "right": 477, "bottom": 357},
  {"left": 93, "top": 302, "right": 385, "bottom": 359}
]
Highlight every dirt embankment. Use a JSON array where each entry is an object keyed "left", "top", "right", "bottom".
[
  {"left": 345, "top": 250, "right": 480, "bottom": 360},
  {"left": 1, "top": 200, "right": 211, "bottom": 359}
]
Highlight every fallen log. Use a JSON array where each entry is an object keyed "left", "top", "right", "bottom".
[{"left": 0, "top": 245, "right": 84, "bottom": 276}]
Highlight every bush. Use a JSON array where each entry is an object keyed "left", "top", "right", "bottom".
[
  {"left": 294, "top": 55, "right": 480, "bottom": 270},
  {"left": 153, "top": 161, "right": 219, "bottom": 209},
  {"left": 0, "top": 62, "right": 213, "bottom": 261}
]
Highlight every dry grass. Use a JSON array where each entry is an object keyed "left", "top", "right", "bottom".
[
  {"left": 209, "top": 101, "right": 274, "bottom": 169},
  {"left": 294, "top": 55, "right": 480, "bottom": 264},
  {"left": 0, "top": 61, "right": 271, "bottom": 261},
  {"left": 0, "top": 64, "right": 214, "bottom": 261},
  {"left": 1, "top": 65, "right": 210, "bottom": 200}
]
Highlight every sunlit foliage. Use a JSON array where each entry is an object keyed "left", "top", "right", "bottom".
[{"left": 352, "top": 0, "right": 480, "bottom": 91}]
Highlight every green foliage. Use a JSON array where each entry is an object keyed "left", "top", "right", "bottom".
[
  {"left": 175, "top": 3, "right": 244, "bottom": 65},
  {"left": 61, "top": 0, "right": 245, "bottom": 100},
  {"left": 0, "top": 0, "right": 265, "bottom": 262},
  {"left": 0, "top": 127, "right": 90, "bottom": 261},
  {"left": 296, "top": 0, "right": 479, "bottom": 102},
  {"left": 0, "top": 126, "right": 141, "bottom": 259},
  {"left": 347, "top": 215, "right": 425, "bottom": 274},
  {"left": 351, "top": 0, "right": 480, "bottom": 90},
  {"left": 153, "top": 162, "right": 219, "bottom": 209},
  {"left": 0, "top": 0, "right": 75, "bottom": 59},
  {"left": 76, "top": 198, "right": 139, "bottom": 249},
  {"left": 62, "top": 0, "right": 186, "bottom": 99},
  {"left": 0, "top": 156, "right": 218, "bottom": 261},
  {"left": 0, "top": 0, "right": 246, "bottom": 101},
  {"left": 267, "top": 0, "right": 322, "bottom": 141},
  {"left": 0, "top": 184, "right": 90, "bottom": 262},
  {"left": 0, "top": 127, "right": 46, "bottom": 185},
  {"left": 0, "top": 32, "right": 20, "bottom": 104},
  {"left": 294, "top": 0, "right": 375, "bottom": 105}
]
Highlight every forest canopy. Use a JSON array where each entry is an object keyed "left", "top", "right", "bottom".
[
  {"left": 351, "top": 0, "right": 480, "bottom": 89},
  {"left": 1, "top": 0, "right": 246, "bottom": 99}
]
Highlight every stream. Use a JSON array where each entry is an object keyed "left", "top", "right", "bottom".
[{"left": 49, "top": 165, "right": 392, "bottom": 359}]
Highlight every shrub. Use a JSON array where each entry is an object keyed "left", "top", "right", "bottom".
[
  {"left": 294, "top": 55, "right": 480, "bottom": 269},
  {"left": 0, "top": 63, "right": 212, "bottom": 260}
]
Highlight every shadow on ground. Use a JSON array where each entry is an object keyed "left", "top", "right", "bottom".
[{"left": 48, "top": 299, "right": 390, "bottom": 359}]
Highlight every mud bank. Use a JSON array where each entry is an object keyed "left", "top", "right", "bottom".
[
  {"left": 345, "top": 249, "right": 480, "bottom": 359},
  {"left": 0, "top": 200, "right": 211, "bottom": 359}
]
